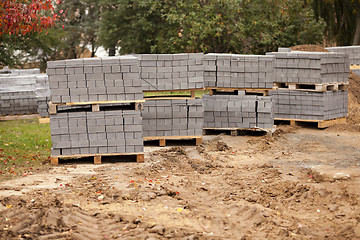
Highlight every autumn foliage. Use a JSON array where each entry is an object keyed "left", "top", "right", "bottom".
[{"left": 0, "top": 0, "right": 62, "bottom": 36}]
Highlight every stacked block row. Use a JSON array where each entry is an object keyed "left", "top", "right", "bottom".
[
  {"left": 267, "top": 51, "right": 350, "bottom": 84},
  {"left": 270, "top": 90, "right": 348, "bottom": 120},
  {"left": 203, "top": 93, "right": 274, "bottom": 129},
  {"left": 0, "top": 67, "right": 41, "bottom": 75},
  {"left": 50, "top": 108, "right": 143, "bottom": 156},
  {"left": 136, "top": 53, "right": 204, "bottom": 91},
  {"left": 203, "top": 54, "right": 275, "bottom": 89},
  {"left": 47, "top": 56, "right": 143, "bottom": 103},
  {"left": 142, "top": 99, "right": 203, "bottom": 137},
  {"left": 0, "top": 73, "right": 40, "bottom": 116},
  {"left": 35, "top": 75, "right": 51, "bottom": 117},
  {"left": 326, "top": 46, "right": 360, "bottom": 65},
  {"left": 0, "top": 89, "right": 38, "bottom": 115}
]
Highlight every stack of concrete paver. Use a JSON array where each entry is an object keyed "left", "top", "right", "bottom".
[
  {"left": 48, "top": 56, "right": 144, "bottom": 157},
  {"left": 203, "top": 93, "right": 274, "bottom": 129},
  {"left": 267, "top": 51, "right": 350, "bottom": 83},
  {"left": 35, "top": 75, "right": 50, "bottom": 117},
  {"left": 0, "top": 88, "right": 38, "bottom": 115},
  {"left": 137, "top": 53, "right": 204, "bottom": 91},
  {"left": 203, "top": 53, "right": 275, "bottom": 89},
  {"left": 50, "top": 108, "right": 143, "bottom": 156},
  {"left": 10, "top": 69, "right": 41, "bottom": 75},
  {"left": 202, "top": 53, "right": 275, "bottom": 130},
  {"left": 0, "top": 72, "right": 39, "bottom": 116},
  {"left": 47, "top": 56, "right": 143, "bottom": 103},
  {"left": 326, "top": 46, "right": 360, "bottom": 65},
  {"left": 267, "top": 50, "right": 349, "bottom": 121},
  {"left": 269, "top": 90, "right": 348, "bottom": 120},
  {"left": 142, "top": 99, "right": 203, "bottom": 137}
]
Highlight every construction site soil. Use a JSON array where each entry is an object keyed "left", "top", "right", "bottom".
[
  {"left": 0, "top": 63, "right": 360, "bottom": 239},
  {"left": 290, "top": 45, "right": 329, "bottom": 52}
]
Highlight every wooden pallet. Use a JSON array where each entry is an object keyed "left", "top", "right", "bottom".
[
  {"left": 274, "top": 117, "right": 346, "bottom": 128},
  {"left": 144, "top": 89, "right": 205, "bottom": 100},
  {"left": 51, "top": 152, "right": 144, "bottom": 165},
  {"left": 0, "top": 114, "right": 39, "bottom": 121},
  {"left": 350, "top": 65, "right": 360, "bottom": 70},
  {"left": 49, "top": 100, "right": 144, "bottom": 115},
  {"left": 143, "top": 136, "right": 202, "bottom": 146},
  {"left": 38, "top": 117, "right": 50, "bottom": 124},
  {"left": 273, "top": 82, "right": 349, "bottom": 92},
  {"left": 203, "top": 127, "right": 276, "bottom": 136},
  {"left": 206, "top": 87, "right": 274, "bottom": 96}
]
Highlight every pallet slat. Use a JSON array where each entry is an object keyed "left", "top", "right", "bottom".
[
  {"left": 143, "top": 88, "right": 204, "bottom": 93},
  {"left": 0, "top": 114, "right": 39, "bottom": 121},
  {"left": 206, "top": 87, "right": 273, "bottom": 96},
  {"left": 38, "top": 117, "right": 50, "bottom": 124},
  {"left": 275, "top": 117, "right": 346, "bottom": 128},
  {"left": 144, "top": 89, "right": 202, "bottom": 100},
  {"left": 273, "top": 82, "right": 349, "bottom": 92},
  {"left": 143, "top": 136, "right": 202, "bottom": 147},
  {"left": 49, "top": 100, "right": 144, "bottom": 115},
  {"left": 51, "top": 152, "right": 145, "bottom": 165}
]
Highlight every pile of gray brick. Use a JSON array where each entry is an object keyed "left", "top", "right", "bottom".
[
  {"left": 0, "top": 72, "right": 40, "bottom": 116},
  {"left": 203, "top": 93, "right": 274, "bottom": 129},
  {"left": 47, "top": 56, "right": 143, "bottom": 103},
  {"left": 35, "top": 75, "right": 50, "bottom": 117},
  {"left": 270, "top": 90, "right": 348, "bottom": 120},
  {"left": 10, "top": 69, "right": 41, "bottom": 75},
  {"left": 326, "top": 46, "right": 360, "bottom": 65},
  {"left": 142, "top": 99, "right": 203, "bottom": 137},
  {"left": 267, "top": 51, "right": 350, "bottom": 83},
  {"left": 0, "top": 88, "right": 38, "bottom": 116},
  {"left": 137, "top": 53, "right": 204, "bottom": 91},
  {"left": 48, "top": 56, "right": 144, "bottom": 157},
  {"left": 0, "top": 67, "right": 41, "bottom": 75},
  {"left": 50, "top": 108, "right": 143, "bottom": 156},
  {"left": 267, "top": 49, "right": 350, "bottom": 121},
  {"left": 203, "top": 53, "right": 274, "bottom": 89}
]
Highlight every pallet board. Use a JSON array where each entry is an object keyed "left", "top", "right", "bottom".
[
  {"left": 273, "top": 82, "right": 349, "bottom": 92},
  {"left": 144, "top": 93, "right": 196, "bottom": 100},
  {"left": 49, "top": 100, "right": 144, "bottom": 114},
  {"left": 274, "top": 117, "right": 346, "bottom": 128},
  {"left": 51, "top": 152, "right": 144, "bottom": 165},
  {"left": 0, "top": 114, "right": 40, "bottom": 121},
  {"left": 144, "top": 89, "right": 204, "bottom": 100},
  {"left": 203, "top": 127, "right": 276, "bottom": 136},
  {"left": 38, "top": 117, "right": 50, "bottom": 124},
  {"left": 143, "top": 88, "right": 205, "bottom": 93},
  {"left": 206, "top": 87, "right": 274, "bottom": 96},
  {"left": 143, "top": 136, "right": 202, "bottom": 146}
]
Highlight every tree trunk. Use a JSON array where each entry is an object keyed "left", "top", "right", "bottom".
[
  {"left": 91, "top": 44, "right": 96, "bottom": 57},
  {"left": 108, "top": 47, "right": 116, "bottom": 56},
  {"left": 353, "top": 12, "right": 360, "bottom": 45}
]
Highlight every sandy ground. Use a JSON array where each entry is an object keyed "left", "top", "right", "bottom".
[{"left": 0, "top": 124, "right": 359, "bottom": 240}]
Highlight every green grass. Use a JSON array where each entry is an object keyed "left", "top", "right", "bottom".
[{"left": 0, "top": 119, "right": 51, "bottom": 181}]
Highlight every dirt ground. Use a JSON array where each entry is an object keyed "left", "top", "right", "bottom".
[
  {"left": 0, "top": 124, "right": 359, "bottom": 240},
  {"left": 290, "top": 45, "right": 329, "bottom": 52}
]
